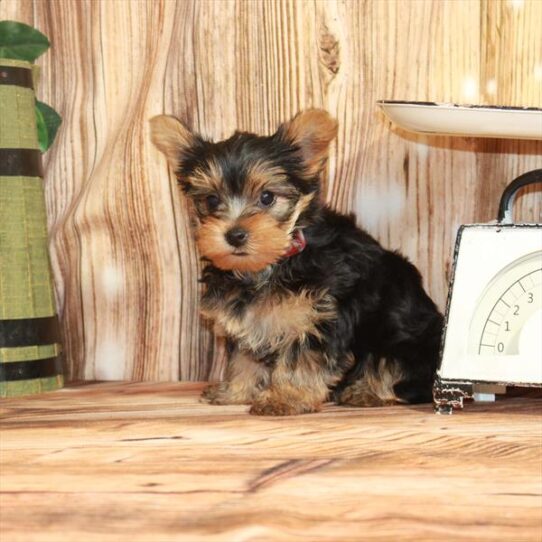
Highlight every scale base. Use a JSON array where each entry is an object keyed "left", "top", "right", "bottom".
[
  {"left": 433, "top": 379, "right": 474, "bottom": 414},
  {"left": 434, "top": 376, "right": 542, "bottom": 414}
]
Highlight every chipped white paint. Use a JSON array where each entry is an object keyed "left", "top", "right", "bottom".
[
  {"left": 95, "top": 339, "right": 127, "bottom": 380},
  {"left": 355, "top": 183, "right": 406, "bottom": 232},
  {"left": 415, "top": 138, "right": 430, "bottom": 160},
  {"left": 461, "top": 76, "right": 478, "bottom": 102},
  {"left": 485, "top": 78, "right": 497, "bottom": 96},
  {"left": 508, "top": 0, "right": 525, "bottom": 10},
  {"left": 101, "top": 263, "right": 124, "bottom": 297}
]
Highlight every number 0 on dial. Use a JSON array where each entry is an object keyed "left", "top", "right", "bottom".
[{"left": 468, "top": 252, "right": 542, "bottom": 359}]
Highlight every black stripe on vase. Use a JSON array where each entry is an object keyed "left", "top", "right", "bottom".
[
  {"left": 0, "top": 356, "right": 62, "bottom": 382},
  {"left": 0, "top": 316, "right": 61, "bottom": 348},
  {"left": 0, "top": 66, "right": 34, "bottom": 89},
  {"left": 0, "top": 149, "right": 43, "bottom": 177}
]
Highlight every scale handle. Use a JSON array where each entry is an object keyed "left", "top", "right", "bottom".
[{"left": 498, "top": 169, "right": 542, "bottom": 224}]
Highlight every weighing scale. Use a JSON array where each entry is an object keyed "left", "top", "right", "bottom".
[
  {"left": 434, "top": 170, "right": 541, "bottom": 413},
  {"left": 378, "top": 101, "right": 542, "bottom": 413}
]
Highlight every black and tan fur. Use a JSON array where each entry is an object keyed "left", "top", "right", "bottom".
[{"left": 150, "top": 109, "right": 443, "bottom": 416}]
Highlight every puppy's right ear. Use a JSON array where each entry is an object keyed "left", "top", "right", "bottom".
[{"left": 149, "top": 115, "right": 196, "bottom": 171}]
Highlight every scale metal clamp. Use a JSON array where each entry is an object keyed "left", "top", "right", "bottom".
[{"left": 377, "top": 101, "right": 542, "bottom": 414}]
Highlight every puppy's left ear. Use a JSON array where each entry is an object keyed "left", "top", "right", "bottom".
[
  {"left": 149, "top": 115, "right": 197, "bottom": 172},
  {"left": 275, "top": 109, "right": 338, "bottom": 179}
]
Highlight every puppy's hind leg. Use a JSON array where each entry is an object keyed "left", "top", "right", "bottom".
[
  {"left": 390, "top": 312, "right": 444, "bottom": 405},
  {"left": 337, "top": 357, "right": 404, "bottom": 407}
]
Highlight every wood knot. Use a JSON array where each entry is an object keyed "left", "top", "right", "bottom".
[{"left": 318, "top": 25, "right": 340, "bottom": 77}]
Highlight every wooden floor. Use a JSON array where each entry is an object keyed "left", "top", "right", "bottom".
[{"left": 1, "top": 383, "right": 541, "bottom": 542}]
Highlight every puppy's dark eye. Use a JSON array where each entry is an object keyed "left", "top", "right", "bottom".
[
  {"left": 259, "top": 190, "right": 275, "bottom": 207},
  {"left": 206, "top": 194, "right": 220, "bottom": 212}
]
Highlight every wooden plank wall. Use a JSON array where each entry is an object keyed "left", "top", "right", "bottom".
[{"left": 1, "top": 0, "right": 541, "bottom": 382}]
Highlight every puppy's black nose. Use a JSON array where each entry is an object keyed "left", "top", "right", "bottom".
[{"left": 225, "top": 227, "right": 248, "bottom": 248}]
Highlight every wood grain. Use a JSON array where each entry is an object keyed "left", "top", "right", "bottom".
[
  {"left": 0, "top": 0, "right": 540, "bottom": 381},
  {"left": 1, "top": 382, "right": 541, "bottom": 541}
]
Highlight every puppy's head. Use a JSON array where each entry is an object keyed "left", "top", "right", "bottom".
[{"left": 150, "top": 109, "right": 337, "bottom": 273}]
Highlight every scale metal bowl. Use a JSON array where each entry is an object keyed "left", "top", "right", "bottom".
[{"left": 377, "top": 100, "right": 542, "bottom": 140}]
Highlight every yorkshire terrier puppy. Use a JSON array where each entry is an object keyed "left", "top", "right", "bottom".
[{"left": 150, "top": 109, "right": 443, "bottom": 416}]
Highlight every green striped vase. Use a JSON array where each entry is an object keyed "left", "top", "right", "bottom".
[{"left": 0, "top": 59, "right": 63, "bottom": 397}]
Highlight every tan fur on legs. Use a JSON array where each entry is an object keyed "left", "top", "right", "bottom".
[
  {"left": 249, "top": 350, "right": 336, "bottom": 416},
  {"left": 201, "top": 350, "right": 269, "bottom": 405},
  {"left": 338, "top": 358, "right": 405, "bottom": 407}
]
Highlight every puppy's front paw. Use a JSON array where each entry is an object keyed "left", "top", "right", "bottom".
[
  {"left": 337, "top": 382, "right": 396, "bottom": 407},
  {"left": 249, "top": 396, "right": 320, "bottom": 416},
  {"left": 200, "top": 383, "right": 229, "bottom": 404},
  {"left": 200, "top": 382, "right": 256, "bottom": 405}
]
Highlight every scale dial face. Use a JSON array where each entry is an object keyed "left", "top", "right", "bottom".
[
  {"left": 439, "top": 226, "right": 542, "bottom": 384},
  {"left": 468, "top": 252, "right": 542, "bottom": 358}
]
